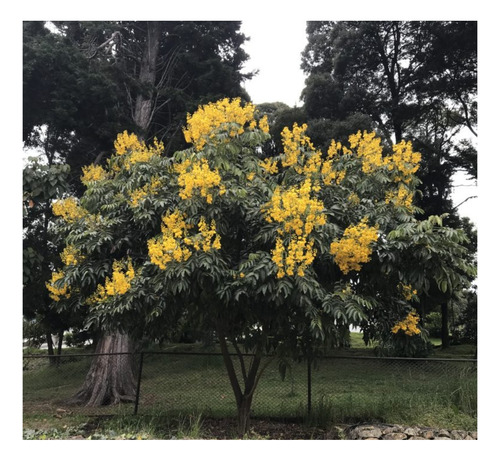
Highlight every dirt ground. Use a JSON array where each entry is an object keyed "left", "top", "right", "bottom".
[{"left": 197, "top": 418, "right": 344, "bottom": 440}]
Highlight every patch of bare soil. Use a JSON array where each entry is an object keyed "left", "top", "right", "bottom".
[{"left": 200, "top": 418, "right": 344, "bottom": 440}]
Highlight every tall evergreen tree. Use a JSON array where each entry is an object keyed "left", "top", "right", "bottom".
[
  {"left": 23, "top": 20, "right": 253, "bottom": 402},
  {"left": 301, "top": 21, "right": 477, "bottom": 220}
]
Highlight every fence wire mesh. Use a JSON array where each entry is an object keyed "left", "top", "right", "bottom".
[{"left": 23, "top": 351, "right": 477, "bottom": 423}]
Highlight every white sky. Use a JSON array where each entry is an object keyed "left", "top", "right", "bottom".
[{"left": 240, "top": 19, "right": 308, "bottom": 107}]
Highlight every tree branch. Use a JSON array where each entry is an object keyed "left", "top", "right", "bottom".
[{"left": 452, "top": 195, "right": 477, "bottom": 211}]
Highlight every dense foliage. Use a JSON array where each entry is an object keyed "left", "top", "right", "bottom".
[{"left": 47, "top": 98, "right": 474, "bottom": 431}]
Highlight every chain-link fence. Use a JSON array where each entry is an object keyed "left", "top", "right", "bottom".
[{"left": 23, "top": 351, "right": 477, "bottom": 424}]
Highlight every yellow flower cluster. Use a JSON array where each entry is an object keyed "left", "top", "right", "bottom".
[
  {"left": 399, "top": 283, "right": 418, "bottom": 301},
  {"left": 281, "top": 123, "right": 316, "bottom": 169},
  {"left": 183, "top": 98, "right": 268, "bottom": 151},
  {"left": 391, "top": 310, "right": 421, "bottom": 336},
  {"left": 264, "top": 179, "right": 326, "bottom": 278},
  {"left": 174, "top": 158, "right": 225, "bottom": 203},
  {"left": 46, "top": 270, "right": 71, "bottom": 301},
  {"left": 112, "top": 131, "right": 164, "bottom": 170},
  {"left": 259, "top": 157, "right": 279, "bottom": 175},
  {"left": 265, "top": 179, "right": 326, "bottom": 236},
  {"left": 385, "top": 183, "right": 415, "bottom": 209},
  {"left": 129, "top": 177, "right": 162, "bottom": 207},
  {"left": 81, "top": 164, "right": 107, "bottom": 184},
  {"left": 52, "top": 197, "right": 86, "bottom": 223},
  {"left": 330, "top": 217, "right": 379, "bottom": 274},
  {"left": 60, "top": 245, "right": 85, "bottom": 266},
  {"left": 271, "top": 236, "right": 316, "bottom": 278},
  {"left": 148, "top": 211, "right": 221, "bottom": 270},
  {"left": 114, "top": 131, "right": 143, "bottom": 156},
  {"left": 348, "top": 131, "right": 385, "bottom": 174},
  {"left": 348, "top": 132, "right": 421, "bottom": 182},
  {"left": 321, "top": 158, "right": 346, "bottom": 186},
  {"left": 278, "top": 126, "right": 347, "bottom": 187},
  {"left": 87, "top": 259, "right": 135, "bottom": 304},
  {"left": 387, "top": 140, "right": 421, "bottom": 184},
  {"left": 347, "top": 193, "right": 360, "bottom": 205}
]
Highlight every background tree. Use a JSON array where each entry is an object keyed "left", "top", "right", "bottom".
[
  {"left": 301, "top": 21, "right": 477, "bottom": 217},
  {"left": 23, "top": 158, "right": 73, "bottom": 359},
  {"left": 23, "top": 21, "right": 252, "bottom": 186},
  {"left": 23, "top": 20, "right": 253, "bottom": 398},
  {"left": 300, "top": 21, "right": 477, "bottom": 344},
  {"left": 50, "top": 98, "right": 474, "bottom": 434}
]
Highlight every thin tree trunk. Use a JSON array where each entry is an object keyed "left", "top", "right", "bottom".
[
  {"left": 237, "top": 394, "right": 254, "bottom": 436},
  {"left": 68, "top": 332, "right": 137, "bottom": 406},
  {"left": 57, "top": 330, "right": 64, "bottom": 355},
  {"left": 216, "top": 321, "right": 274, "bottom": 437}
]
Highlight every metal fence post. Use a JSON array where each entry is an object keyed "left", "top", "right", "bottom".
[
  {"left": 134, "top": 352, "right": 145, "bottom": 416},
  {"left": 307, "top": 355, "right": 312, "bottom": 417}
]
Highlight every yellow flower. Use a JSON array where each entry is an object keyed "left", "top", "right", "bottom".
[
  {"left": 330, "top": 217, "right": 378, "bottom": 274},
  {"left": 183, "top": 98, "right": 259, "bottom": 151},
  {"left": 129, "top": 177, "right": 162, "bottom": 207},
  {"left": 174, "top": 158, "right": 224, "bottom": 203},
  {"left": 112, "top": 131, "right": 164, "bottom": 171},
  {"left": 260, "top": 158, "right": 279, "bottom": 175},
  {"left": 81, "top": 164, "right": 107, "bottom": 184},
  {"left": 349, "top": 131, "right": 384, "bottom": 174},
  {"left": 46, "top": 270, "right": 71, "bottom": 301},
  {"left": 52, "top": 197, "right": 86, "bottom": 223},
  {"left": 399, "top": 283, "right": 418, "bottom": 301},
  {"left": 385, "top": 183, "right": 414, "bottom": 209},
  {"left": 265, "top": 178, "right": 325, "bottom": 278},
  {"left": 391, "top": 311, "right": 421, "bottom": 336},
  {"left": 148, "top": 211, "right": 221, "bottom": 270},
  {"left": 385, "top": 140, "right": 421, "bottom": 184},
  {"left": 114, "top": 131, "right": 143, "bottom": 156},
  {"left": 281, "top": 123, "right": 315, "bottom": 170},
  {"left": 87, "top": 259, "right": 135, "bottom": 304},
  {"left": 60, "top": 245, "right": 85, "bottom": 266}
]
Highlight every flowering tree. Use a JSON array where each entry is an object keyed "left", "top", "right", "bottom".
[{"left": 50, "top": 98, "right": 473, "bottom": 434}]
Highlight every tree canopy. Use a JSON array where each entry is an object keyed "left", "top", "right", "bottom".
[{"left": 48, "top": 98, "right": 474, "bottom": 433}]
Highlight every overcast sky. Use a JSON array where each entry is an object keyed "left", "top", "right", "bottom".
[{"left": 240, "top": 19, "right": 308, "bottom": 107}]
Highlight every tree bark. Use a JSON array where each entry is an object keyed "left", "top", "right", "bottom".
[
  {"left": 237, "top": 394, "right": 254, "bottom": 436},
  {"left": 73, "top": 22, "right": 162, "bottom": 407},
  {"left": 133, "top": 21, "right": 162, "bottom": 137},
  {"left": 216, "top": 321, "right": 273, "bottom": 437},
  {"left": 68, "top": 332, "right": 137, "bottom": 406}
]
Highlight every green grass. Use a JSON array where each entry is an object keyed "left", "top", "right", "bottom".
[{"left": 23, "top": 341, "right": 477, "bottom": 436}]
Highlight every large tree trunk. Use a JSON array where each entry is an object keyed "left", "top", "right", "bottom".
[
  {"left": 74, "top": 22, "right": 162, "bottom": 407},
  {"left": 68, "top": 332, "right": 137, "bottom": 406},
  {"left": 133, "top": 21, "right": 161, "bottom": 137}
]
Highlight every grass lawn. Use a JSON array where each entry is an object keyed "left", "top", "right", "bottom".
[{"left": 23, "top": 337, "right": 477, "bottom": 438}]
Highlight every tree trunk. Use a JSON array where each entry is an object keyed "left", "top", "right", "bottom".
[
  {"left": 57, "top": 330, "right": 64, "bottom": 355},
  {"left": 216, "top": 321, "right": 272, "bottom": 437},
  {"left": 441, "top": 302, "right": 450, "bottom": 348},
  {"left": 237, "top": 394, "right": 254, "bottom": 436},
  {"left": 68, "top": 332, "right": 137, "bottom": 406},
  {"left": 133, "top": 21, "right": 161, "bottom": 137}
]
